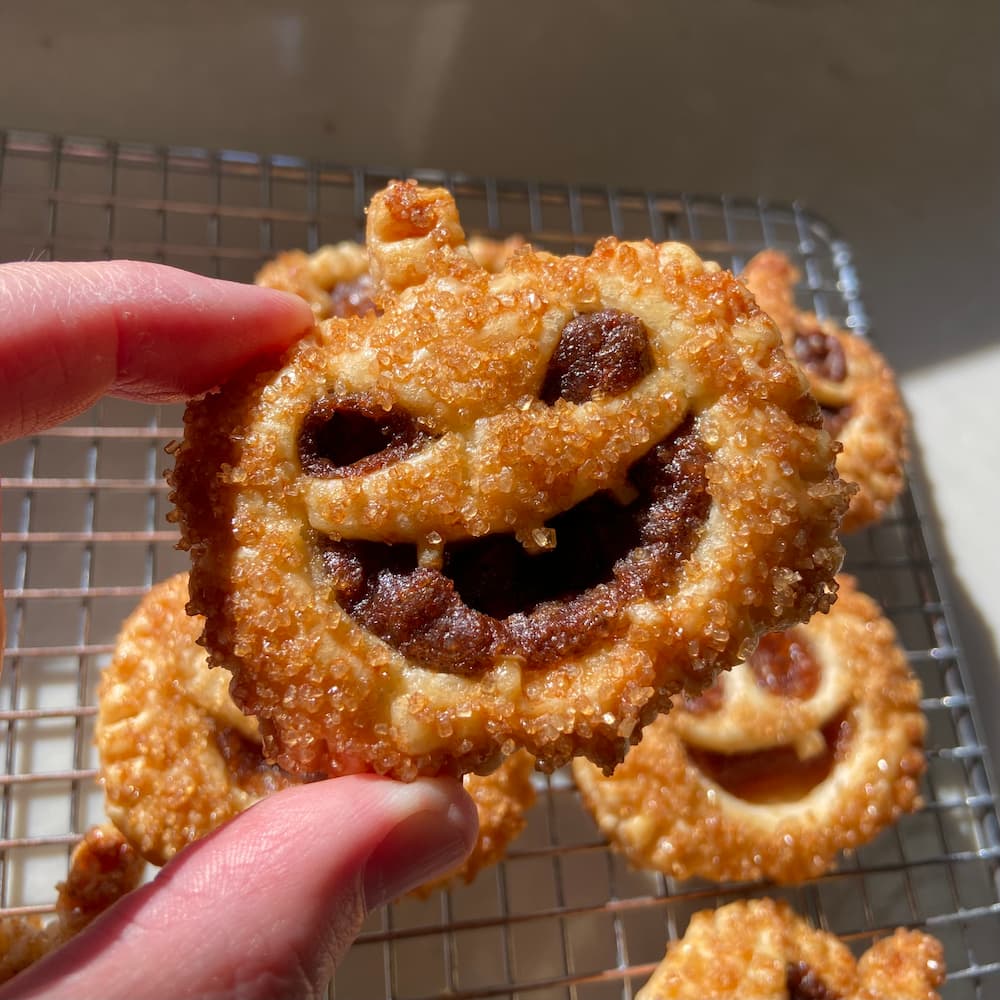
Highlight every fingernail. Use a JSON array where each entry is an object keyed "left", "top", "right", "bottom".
[{"left": 362, "top": 788, "right": 477, "bottom": 910}]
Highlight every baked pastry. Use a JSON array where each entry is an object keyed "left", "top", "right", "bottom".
[
  {"left": 742, "top": 250, "right": 908, "bottom": 532},
  {"left": 573, "top": 576, "right": 926, "bottom": 884},
  {"left": 414, "top": 748, "right": 536, "bottom": 896},
  {"left": 256, "top": 235, "right": 526, "bottom": 320},
  {"left": 635, "top": 898, "right": 944, "bottom": 1000},
  {"left": 170, "top": 179, "right": 850, "bottom": 780},
  {"left": 0, "top": 825, "right": 144, "bottom": 984},
  {"left": 97, "top": 573, "right": 298, "bottom": 866},
  {"left": 97, "top": 574, "right": 535, "bottom": 888}
]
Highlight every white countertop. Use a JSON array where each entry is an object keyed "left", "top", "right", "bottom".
[{"left": 2, "top": 0, "right": 998, "bottom": 743}]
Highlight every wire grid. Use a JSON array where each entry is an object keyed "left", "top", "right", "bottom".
[{"left": 0, "top": 128, "right": 998, "bottom": 998}]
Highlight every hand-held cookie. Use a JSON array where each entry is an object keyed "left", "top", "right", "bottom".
[
  {"left": 742, "top": 250, "right": 908, "bottom": 532},
  {"left": 170, "top": 180, "right": 851, "bottom": 779},
  {"left": 573, "top": 576, "right": 926, "bottom": 884},
  {"left": 635, "top": 899, "right": 944, "bottom": 1000}
]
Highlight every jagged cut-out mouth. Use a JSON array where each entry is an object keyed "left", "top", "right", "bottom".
[
  {"left": 685, "top": 710, "right": 853, "bottom": 805},
  {"left": 319, "top": 419, "right": 710, "bottom": 674}
]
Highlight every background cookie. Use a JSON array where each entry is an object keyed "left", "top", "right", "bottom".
[
  {"left": 97, "top": 574, "right": 534, "bottom": 888},
  {"left": 255, "top": 234, "right": 526, "bottom": 320},
  {"left": 413, "top": 749, "right": 536, "bottom": 897},
  {"left": 0, "top": 825, "right": 144, "bottom": 985},
  {"left": 742, "top": 249, "right": 908, "bottom": 532},
  {"left": 96, "top": 573, "right": 297, "bottom": 866},
  {"left": 635, "top": 898, "right": 944, "bottom": 1000},
  {"left": 171, "top": 180, "right": 850, "bottom": 780},
  {"left": 573, "top": 576, "right": 926, "bottom": 884}
]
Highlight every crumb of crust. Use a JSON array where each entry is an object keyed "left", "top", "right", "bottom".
[{"left": 170, "top": 181, "right": 851, "bottom": 780}]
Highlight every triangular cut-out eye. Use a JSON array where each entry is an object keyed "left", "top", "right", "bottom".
[
  {"left": 748, "top": 630, "right": 821, "bottom": 700},
  {"left": 793, "top": 324, "right": 847, "bottom": 382},
  {"left": 786, "top": 961, "right": 837, "bottom": 1000},
  {"left": 541, "top": 309, "right": 652, "bottom": 404},
  {"left": 298, "top": 395, "right": 432, "bottom": 478}
]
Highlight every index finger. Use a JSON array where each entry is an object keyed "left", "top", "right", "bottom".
[{"left": 0, "top": 260, "right": 314, "bottom": 442}]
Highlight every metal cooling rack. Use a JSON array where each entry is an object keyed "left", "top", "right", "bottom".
[{"left": 1, "top": 128, "right": 998, "bottom": 998}]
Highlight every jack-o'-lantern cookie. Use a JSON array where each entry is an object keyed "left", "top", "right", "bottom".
[
  {"left": 97, "top": 574, "right": 535, "bottom": 887},
  {"left": 0, "top": 825, "right": 145, "bottom": 984},
  {"left": 573, "top": 576, "right": 925, "bottom": 884},
  {"left": 97, "top": 573, "right": 298, "bottom": 866},
  {"left": 256, "top": 235, "right": 526, "bottom": 320},
  {"left": 742, "top": 250, "right": 908, "bottom": 532},
  {"left": 169, "top": 180, "right": 851, "bottom": 780},
  {"left": 635, "top": 899, "right": 944, "bottom": 1000}
]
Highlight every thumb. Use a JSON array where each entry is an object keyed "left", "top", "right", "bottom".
[{"left": 2, "top": 776, "right": 478, "bottom": 1000}]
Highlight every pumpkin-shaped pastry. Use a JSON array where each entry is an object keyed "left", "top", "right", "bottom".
[
  {"left": 742, "top": 249, "right": 908, "bottom": 532},
  {"left": 573, "top": 575, "right": 926, "bottom": 884},
  {"left": 636, "top": 899, "right": 944, "bottom": 1000},
  {"left": 97, "top": 573, "right": 535, "bottom": 889},
  {"left": 97, "top": 573, "right": 298, "bottom": 866},
  {"left": 169, "top": 180, "right": 851, "bottom": 779}
]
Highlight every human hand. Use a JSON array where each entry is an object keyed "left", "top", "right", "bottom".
[{"left": 0, "top": 261, "right": 479, "bottom": 999}]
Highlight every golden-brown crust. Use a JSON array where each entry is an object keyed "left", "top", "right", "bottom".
[
  {"left": 96, "top": 573, "right": 296, "bottom": 866},
  {"left": 0, "top": 825, "right": 144, "bottom": 984},
  {"left": 742, "top": 250, "right": 908, "bottom": 532},
  {"left": 0, "top": 915, "right": 49, "bottom": 985},
  {"left": 573, "top": 576, "right": 926, "bottom": 884},
  {"left": 635, "top": 899, "right": 944, "bottom": 1000},
  {"left": 171, "top": 180, "right": 850, "bottom": 780}
]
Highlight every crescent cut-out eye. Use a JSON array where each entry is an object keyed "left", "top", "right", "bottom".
[
  {"left": 541, "top": 309, "right": 652, "bottom": 404},
  {"left": 298, "top": 395, "right": 432, "bottom": 478},
  {"left": 786, "top": 961, "right": 838, "bottom": 1000}
]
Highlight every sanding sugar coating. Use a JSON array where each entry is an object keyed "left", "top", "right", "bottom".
[
  {"left": 169, "top": 180, "right": 851, "bottom": 780},
  {"left": 572, "top": 575, "right": 927, "bottom": 885},
  {"left": 96, "top": 573, "right": 297, "bottom": 866},
  {"left": 635, "top": 899, "right": 944, "bottom": 1000}
]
